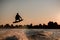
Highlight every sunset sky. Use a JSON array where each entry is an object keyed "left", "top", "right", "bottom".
[{"left": 0, "top": 0, "right": 60, "bottom": 25}]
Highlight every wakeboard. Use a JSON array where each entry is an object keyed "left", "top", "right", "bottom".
[{"left": 13, "top": 19, "right": 23, "bottom": 23}]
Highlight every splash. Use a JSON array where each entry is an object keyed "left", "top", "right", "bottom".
[{"left": 0, "top": 29, "right": 28, "bottom": 40}]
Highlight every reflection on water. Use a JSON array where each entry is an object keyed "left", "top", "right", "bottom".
[{"left": 0, "top": 29, "right": 60, "bottom": 40}]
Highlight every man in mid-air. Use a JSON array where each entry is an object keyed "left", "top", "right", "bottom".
[{"left": 15, "top": 13, "right": 22, "bottom": 22}]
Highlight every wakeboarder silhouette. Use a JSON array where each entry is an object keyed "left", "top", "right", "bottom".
[{"left": 13, "top": 13, "right": 23, "bottom": 23}]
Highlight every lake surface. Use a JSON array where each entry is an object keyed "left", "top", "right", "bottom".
[{"left": 0, "top": 29, "right": 60, "bottom": 40}]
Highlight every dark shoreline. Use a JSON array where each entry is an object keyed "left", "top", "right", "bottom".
[{"left": 1, "top": 21, "right": 60, "bottom": 29}]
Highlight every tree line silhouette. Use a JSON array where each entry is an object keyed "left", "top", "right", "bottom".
[{"left": 0, "top": 21, "right": 60, "bottom": 29}]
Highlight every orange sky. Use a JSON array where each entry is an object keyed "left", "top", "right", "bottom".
[{"left": 0, "top": 0, "right": 60, "bottom": 25}]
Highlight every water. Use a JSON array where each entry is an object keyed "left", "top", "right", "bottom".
[{"left": 0, "top": 29, "right": 60, "bottom": 40}]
